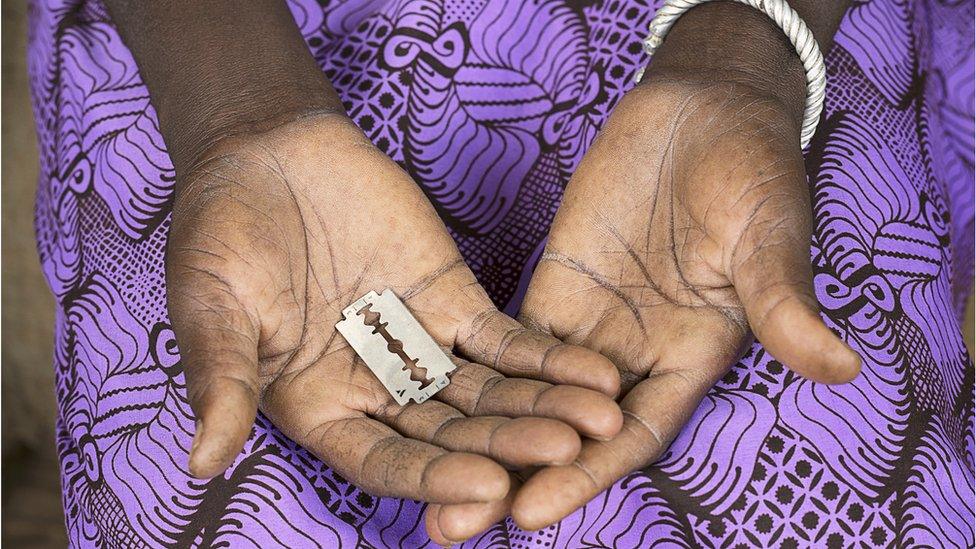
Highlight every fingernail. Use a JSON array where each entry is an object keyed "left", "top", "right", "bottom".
[
  {"left": 189, "top": 420, "right": 207, "bottom": 476},
  {"left": 190, "top": 419, "right": 204, "bottom": 454}
]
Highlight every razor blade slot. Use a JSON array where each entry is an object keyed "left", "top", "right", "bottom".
[{"left": 357, "top": 304, "right": 434, "bottom": 389}]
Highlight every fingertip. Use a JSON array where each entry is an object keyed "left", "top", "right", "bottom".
[
  {"left": 428, "top": 453, "right": 510, "bottom": 502},
  {"left": 511, "top": 495, "right": 549, "bottom": 532},
  {"left": 535, "top": 386, "right": 623, "bottom": 440},
  {"left": 512, "top": 466, "right": 591, "bottom": 531},
  {"left": 188, "top": 450, "right": 227, "bottom": 479},
  {"left": 817, "top": 340, "right": 862, "bottom": 385},
  {"left": 796, "top": 324, "right": 862, "bottom": 385},
  {"left": 188, "top": 422, "right": 241, "bottom": 479},
  {"left": 591, "top": 353, "right": 621, "bottom": 398},
  {"left": 425, "top": 505, "right": 455, "bottom": 547},
  {"left": 552, "top": 346, "right": 621, "bottom": 397},
  {"left": 494, "top": 418, "right": 581, "bottom": 466},
  {"left": 434, "top": 505, "right": 488, "bottom": 545},
  {"left": 187, "top": 422, "right": 212, "bottom": 479},
  {"left": 754, "top": 299, "right": 862, "bottom": 385},
  {"left": 540, "top": 420, "right": 583, "bottom": 465},
  {"left": 186, "top": 383, "right": 257, "bottom": 479},
  {"left": 594, "top": 400, "right": 624, "bottom": 440},
  {"left": 426, "top": 487, "right": 515, "bottom": 547}
]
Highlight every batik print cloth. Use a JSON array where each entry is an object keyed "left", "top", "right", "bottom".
[{"left": 28, "top": 0, "right": 975, "bottom": 546}]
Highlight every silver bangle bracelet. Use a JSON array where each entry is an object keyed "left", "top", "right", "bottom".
[{"left": 635, "top": 0, "right": 827, "bottom": 149}]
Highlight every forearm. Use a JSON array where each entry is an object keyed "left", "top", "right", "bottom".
[
  {"left": 104, "top": 0, "right": 343, "bottom": 174},
  {"left": 642, "top": 0, "right": 851, "bottom": 128}
]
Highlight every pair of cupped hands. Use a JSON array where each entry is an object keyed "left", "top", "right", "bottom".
[{"left": 167, "top": 76, "right": 861, "bottom": 545}]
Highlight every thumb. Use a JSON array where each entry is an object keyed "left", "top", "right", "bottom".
[
  {"left": 168, "top": 265, "right": 261, "bottom": 479},
  {"left": 729, "top": 195, "right": 861, "bottom": 384}
]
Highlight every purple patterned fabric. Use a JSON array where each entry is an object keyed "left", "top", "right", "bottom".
[{"left": 27, "top": 0, "right": 975, "bottom": 547}]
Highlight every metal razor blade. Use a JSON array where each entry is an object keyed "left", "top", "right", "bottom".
[{"left": 335, "top": 289, "right": 456, "bottom": 405}]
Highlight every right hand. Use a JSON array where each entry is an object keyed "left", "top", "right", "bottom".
[{"left": 166, "top": 113, "right": 623, "bottom": 541}]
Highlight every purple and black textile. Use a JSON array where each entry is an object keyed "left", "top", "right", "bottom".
[{"left": 28, "top": 0, "right": 975, "bottom": 546}]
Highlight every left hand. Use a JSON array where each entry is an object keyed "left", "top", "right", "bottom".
[
  {"left": 426, "top": 76, "right": 863, "bottom": 541},
  {"left": 427, "top": 2, "right": 862, "bottom": 539},
  {"left": 504, "top": 71, "right": 864, "bottom": 528}
]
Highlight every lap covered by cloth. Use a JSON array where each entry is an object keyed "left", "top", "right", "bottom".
[{"left": 28, "top": 0, "right": 974, "bottom": 546}]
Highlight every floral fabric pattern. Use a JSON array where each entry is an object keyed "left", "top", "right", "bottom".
[{"left": 27, "top": 0, "right": 974, "bottom": 546}]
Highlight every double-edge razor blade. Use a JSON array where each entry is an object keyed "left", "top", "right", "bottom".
[{"left": 335, "top": 289, "right": 456, "bottom": 405}]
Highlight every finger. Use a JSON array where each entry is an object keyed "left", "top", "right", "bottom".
[
  {"left": 426, "top": 475, "right": 521, "bottom": 546},
  {"left": 377, "top": 399, "right": 581, "bottom": 467},
  {"left": 510, "top": 316, "right": 734, "bottom": 532},
  {"left": 455, "top": 309, "right": 620, "bottom": 396},
  {"left": 730, "top": 203, "right": 861, "bottom": 384},
  {"left": 512, "top": 366, "right": 711, "bottom": 530},
  {"left": 438, "top": 356, "right": 623, "bottom": 440},
  {"left": 259, "top": 350, "right": 511, "bottom": 503},
  {"left": 168, "top": 272, "right": 261, "bottom": 479},
  {"left": 300, "top": 415, "right": 509, "bottom": 504}
]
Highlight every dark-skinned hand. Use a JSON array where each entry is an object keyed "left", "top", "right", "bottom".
[
  {"left": 427, "top": 77, "right": 861, "bottom": 540},
  {"left": 165, "top": 114, "right": 624, "bottom": 541}
]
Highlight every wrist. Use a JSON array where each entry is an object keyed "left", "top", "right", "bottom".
[
  {"left": 105, "top": 0, "right": 348, "bottom": 176},
  {"left": 639, "top": 1, "right": 807, "bottom": 127},
  {"left": 170, "top": 110, "right": 366, "bottom": 209},
  {"left": 162, "top": 84, "right": 345, "bottom": 176}
]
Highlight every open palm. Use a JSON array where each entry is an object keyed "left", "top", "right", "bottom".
[
  {"left": 509, "top": 80, "right": 862, "bottom": 528},
  {"left": 165, "top": 115, "right": 624, "bottom": 539}
]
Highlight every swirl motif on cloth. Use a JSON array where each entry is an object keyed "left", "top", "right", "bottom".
[{"left": 27, "top": 0, "right": 974, "bottom": 547}]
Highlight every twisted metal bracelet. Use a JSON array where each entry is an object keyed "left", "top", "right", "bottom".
[{"left": 635, "top": 0, "right": 826, "bottom": 148}]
